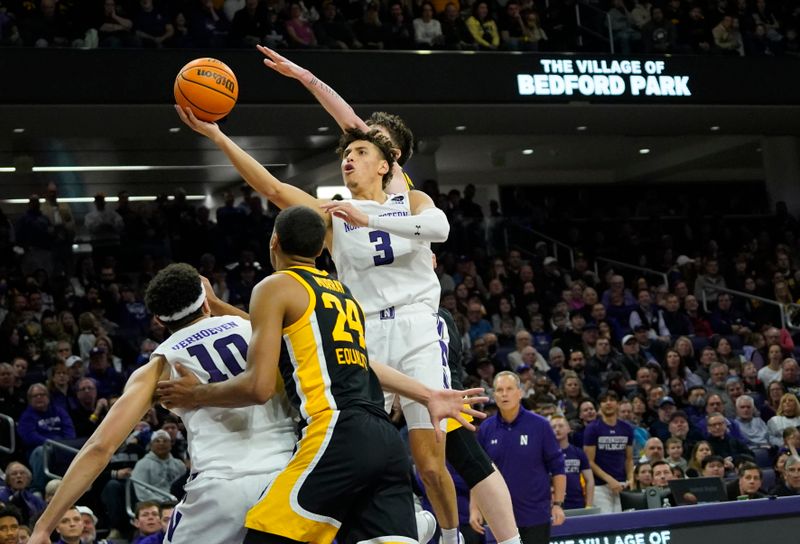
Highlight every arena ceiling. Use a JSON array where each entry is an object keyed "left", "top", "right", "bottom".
[{"left": 0, "top": 101, "right": 795, "bottom": 206}]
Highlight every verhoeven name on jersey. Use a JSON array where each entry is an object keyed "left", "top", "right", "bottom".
[{"left": 170, "top": 321, "right": 240, "bottom": 351}]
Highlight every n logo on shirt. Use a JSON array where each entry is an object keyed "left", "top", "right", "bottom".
[{"left": 520, "top": 435, "right": 528, "bottom": 446}]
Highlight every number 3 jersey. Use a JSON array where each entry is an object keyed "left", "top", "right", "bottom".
[
  {"left": 152, "top": 315, "right": 296, "bottom": 479},
  {"left": 275, "top": 266, "right": 387, "bottom": 423},
  {"left": 330, "top": 194, "right": 441, "bottom": 318}
]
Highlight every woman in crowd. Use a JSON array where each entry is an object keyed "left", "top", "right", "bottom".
[
  {"left": 454, "top": 282, "right": 472, "bottom": 315},
  {"left": 761, "top": 381, "right": 788, "bottom": 421},
  {"left": 58, "top": 311, "right": 78, "bottom": 347},
  {"left": 462, "top": 273, "right": 488, "bottom": 300},
  {"left": 491, "top": 296, "right": 525, "bottom": 335},
  {"left": 664, "top": 348, "right": 703, "bottom": 389},
  {"left": 632, "top": 462, "right": 653, "bottom": 490},
  {"left": 773, "top": 450, "right": 791, "bottom": 490},
  {"left": 713, "top": 336, "right": 743, "bottom": 375},
  {"left": 673, "top": 336, "right": 698, "bottom": 371},
  {"left": 285, "top": 2, "right": 317, "bottom": 47},
  {"left": 466, "top": 1, "right": 499, "bottom": 49},
  {"left": 45, "top": 360, "right": 71, "bottom": 413},
  {"left": 559, "top": 370, "right": 591, "bottom": 422},
  {"left": 521, "top": 10, "right": 547, "bottom": 50},
  {"left": 668, "top": 377, "right": 688, "bottom": 408},
  {"left": 412, "top": 1, "right": 443, "bottom": 48},
  {"left": 686, "top": 441, "right": 713, "bottom": 477},
  {"left": 94, "top": 336, "right": 123, "bottom": 374},
  {"left": 631, "top": 394, "right": 648, "bottom": 426},
  {"left": 767, "top": 393, "right": 800, "bottom": 446}
]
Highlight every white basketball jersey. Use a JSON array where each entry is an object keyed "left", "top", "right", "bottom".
[
  {"left": 152, "top": 316, "right": 296, "bottom": 479},
  {"left": 330, "top": 194, "right": 441, "bottom": 317}
]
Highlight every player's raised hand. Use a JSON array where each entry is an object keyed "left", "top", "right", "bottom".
[
  {"left": 157, "top": 363, "right": 202, "bottom": 410},
  {"left": 320, "top": 201, "right": 369, "bottom": 227},
  {"left": 174, "top": 105, "right": 221, "bottom": 140},
  {"left": 427, "top": 387, "right": 489, "bottom": 442},
  {"left": 257, "top": 45, "right": 306, "bottom": 80}
]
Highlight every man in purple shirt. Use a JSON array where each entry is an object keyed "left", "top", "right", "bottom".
[
  {"left": 550, "top": 415, "right": 594, "bottom": 510},
  {"left": 478, "top": 371, "right": 566, "bottom": 544},
  {"left": 583, "top": 390, "right": 634, "bottom": 513}
]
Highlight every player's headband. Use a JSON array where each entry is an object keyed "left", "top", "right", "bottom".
[{"left": 156, "top": 283, "right": 206, "bottom": 322}]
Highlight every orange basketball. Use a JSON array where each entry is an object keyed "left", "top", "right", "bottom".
[{"left": 174, "top": 58, "right": 238, "bottom": 122}]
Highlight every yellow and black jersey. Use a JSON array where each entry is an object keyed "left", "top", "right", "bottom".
[{"left": 276, "top": 266, "right": 386, "bottom": 422}]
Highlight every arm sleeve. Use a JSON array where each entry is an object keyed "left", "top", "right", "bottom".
[{"left": 368, "top": 206, "right": 449, "bottom": 243}]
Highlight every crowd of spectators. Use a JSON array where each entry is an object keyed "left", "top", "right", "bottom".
[
  {"left": 1, "top": 178, "right": 800, "bottom": 539},
  {"left": 0, "top": 0, "right": 798, "bottom": 55}
]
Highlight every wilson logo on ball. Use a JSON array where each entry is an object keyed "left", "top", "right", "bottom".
[{"left": 195, "top": 69, "right": 236, "bottom": 93}]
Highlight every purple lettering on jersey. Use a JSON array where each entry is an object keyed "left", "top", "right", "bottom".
[
  {"left": 369, "top": 230, "right": 394, "bottom": 266},
  {"left": 185, "top": 333, "right": 248, "bottom": 383},
  {"left": 169, "top": 321, "right": 239, "bottom": 351},
  {"left": 378, "top": 211, "right": 410, "bottom": 217}
]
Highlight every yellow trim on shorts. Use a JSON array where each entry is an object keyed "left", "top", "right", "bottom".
[
  {"left": 245, "top": 410, "right": 340, "bottom": 543},
  {"left": 446, "top": 405, "right": 474, "bottom": 433}
]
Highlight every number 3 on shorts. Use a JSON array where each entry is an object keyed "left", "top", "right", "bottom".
[{"left": 369, "top": 230, "right": 394, "bottom": 266}]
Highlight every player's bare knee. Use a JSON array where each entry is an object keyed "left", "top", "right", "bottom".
[{"left": 417, "top": 462, "right": 447, "bottom": 489}]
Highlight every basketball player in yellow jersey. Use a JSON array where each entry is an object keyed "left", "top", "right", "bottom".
[
  {"left": 157, "top": 206, "right": 486, "bottom": 544},
  {"left": 251, "top": 46, "right": 522, "bottom": 544},
  {"left": 176, "top": 106, "right": 463, "bottom": 543}
]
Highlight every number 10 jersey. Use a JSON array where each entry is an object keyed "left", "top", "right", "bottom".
[
  {"left": 152, "top": 315, "right": 296, "bottom": 479},
  {"left": 330, "top": 194, "right": 441, "bottom": 318}
]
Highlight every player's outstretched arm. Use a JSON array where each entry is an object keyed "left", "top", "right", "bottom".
[
  {"left": 157, "top": 276, "right": 287, "bottom": 409},
  {"left": 320, "top": 189, "right": 449, "bottom": 243},
  {"left": 257, "top": 45, "right": 369, "bottom": 134},
  {"left": 370, "top": 361, "right": 488, "bottom": 441},
  {"left": 174, "top": 105, "right": 326, "bottom": 219},
  {"left": 29, "top": 359, "right": 166, "bottom": 544},
  {"left": 202, "top": 276, "right": 249, "bottom": 320}
]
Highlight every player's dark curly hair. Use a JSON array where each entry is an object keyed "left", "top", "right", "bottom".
[
  {"left": 275, "top": 206, "right": 327, "bottom": 258},
  {"left": 145, "top": 263, "right": 204, "bottom": 330},
  {"left": 366, "top": 112, "right": 414, "bottom": 166},
  {"left": 0, "top": 505, "right": 21, "bottom": 524},
  {"left": 336, "top": 128, "right": 396, "bottom": 188}
]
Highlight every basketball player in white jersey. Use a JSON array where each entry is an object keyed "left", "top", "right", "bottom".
[
  {"left": 175, "top": 107, "right": 463, "bottom": 543},
  {"left": 253, "top": 49, "right": 522, "bottom": 544},
  {"left": 29, "top": 263, "right": 297, "bottom": 544}
]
